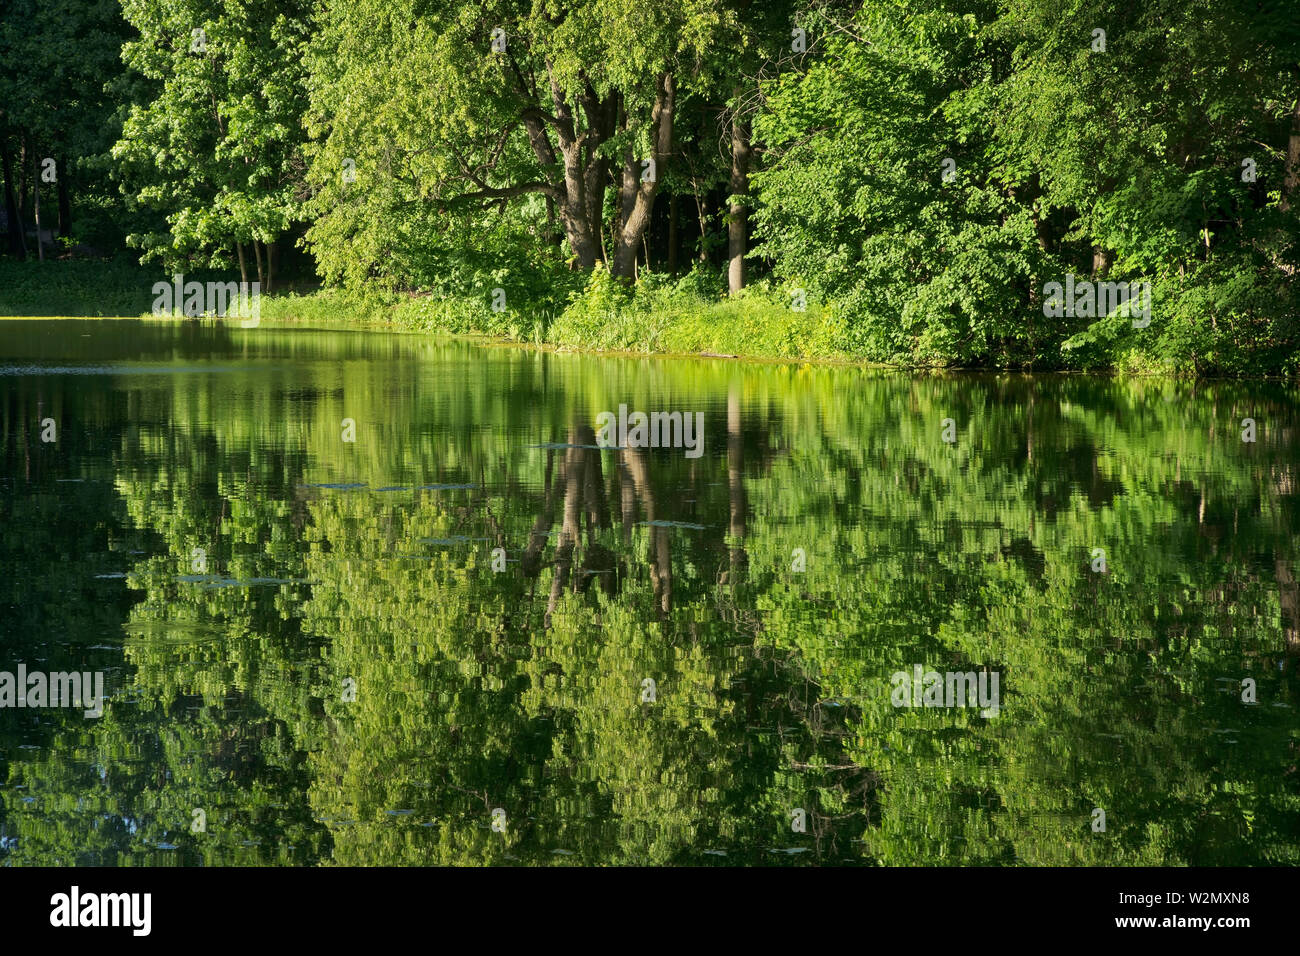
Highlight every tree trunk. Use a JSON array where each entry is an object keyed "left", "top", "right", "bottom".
[
  {"left": 1091, "top": 246, "right": 1111, "bottom": 278},
  {"left": 618, "top": 136, "right": 637, "bottom": 234},
  {"left": 17, "top": 137, "right": 28, "bottom": 226},
  {"left": 266, "top": 238, "right": 276, "bottom": 294},
  {"left": 253, "top": 239, "right": 265, "bottom": 287},
  {"left": 1282, "top": 92, "right": 1300, "bottom": 213},
  {"left": 667, "top": 193, "right": 679, "bottom": 276},
  {"left": 695, "top": 190, "right": 710, "bottom": 264},
  {"left": 494, "top": 60, "right": 681, "bottom": 277},
  {"left": 581, "top": 89, "right": 617, "bottom": 265},
  {"left": 610, "top": 72, "right": 674, "bottom": 279},
  {"left": 1, "top": 142, "right": 25, "bottom": 258},
  {"left": 1032, "top": 208, "right": 1049, "bottom": 251},
  {"left": 236, "top": 241, "right": 249, "bottom": 285},
  {"left": 614, "top": 132, "right": 637, "bottom": 272},
  {"left": 525, "top": 66, "right": 603, "bottom": 271},
  {"left": 31, "top": 150, "right": 43, "bottom": 261},
  {"left": 727, "top": 101, "right": 752, "bottom": 295},
  {"left": 57, "top": 157, "right": 71, "bottom": 239}
]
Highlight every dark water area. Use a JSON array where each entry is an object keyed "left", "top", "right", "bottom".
[{"left": 1, "top": 318, "right": 1297, "bottom": 866}]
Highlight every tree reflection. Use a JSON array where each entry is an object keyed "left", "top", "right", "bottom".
[{"left": 1, "top": 328, "right": 1297, "bottom": 865}]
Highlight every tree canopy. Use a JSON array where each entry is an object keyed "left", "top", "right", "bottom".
[{"left": 1, "top": 0, "right": 1298, "bottom": 373}]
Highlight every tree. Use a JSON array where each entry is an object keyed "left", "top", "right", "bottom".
[
  {"left": 113, "top": 0, "right": 311, "bottom": 287},
  {"left": 303, "top": 0, "right": 735, "bottom": 286},
  {"left": 0, "top": 0, "right": 129, "bottom": 256}
]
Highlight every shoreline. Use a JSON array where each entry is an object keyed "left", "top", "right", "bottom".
[
  {"left": 5, "top": 312, "right": 1300, "bottom": 382},
  {"left": 1, "top": 260, "right": 1296, "bottom": 380}
]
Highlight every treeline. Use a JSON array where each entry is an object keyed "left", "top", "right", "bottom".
[{"left": 2, "top": 0, "right": 1299, "bottom": 373}]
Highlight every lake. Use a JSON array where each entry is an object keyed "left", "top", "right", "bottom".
[{"left": 1, "top": 318, "right": 1297, "bottom": 865}]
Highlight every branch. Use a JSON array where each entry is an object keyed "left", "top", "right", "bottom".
[
  {"left": 448, "top": 142, "right": 489, "bottom": 189},
  {"left": 504, "top": 47, "right": 535, "bottom": 101},
  {"left": 522, "top": 106, "right": 562, "bottom": 131},
  {"left": 543, "top": 58, "right": 578, "bottom": 150},
  {"left": 453, "top": 182, "right": 558, "bottom": 202}
]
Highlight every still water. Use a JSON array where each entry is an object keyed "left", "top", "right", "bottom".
[{"left": 1, "top": 318, "right": 1297, "bottom": 866}]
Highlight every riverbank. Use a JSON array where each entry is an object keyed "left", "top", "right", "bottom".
[
  {"left": 0, "top": 258, "right": 845, "bottom": 362},
  {"left": 2, "top": 259, "right": 1296, "bottom": 377}
]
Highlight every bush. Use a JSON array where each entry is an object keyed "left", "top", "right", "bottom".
[{"left": 545, "top": 266, "right": 845, "bottom": 358}]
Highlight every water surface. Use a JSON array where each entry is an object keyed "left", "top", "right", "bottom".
[{"left": 1, "top": 319, "right": 1297, "bottom": 866}]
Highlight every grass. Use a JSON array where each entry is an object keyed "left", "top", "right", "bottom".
[
  {"left": 0, "top": 257, "right": 161, "bottom": 316},
  {"left": 546, "top": 282, "right": 845, "bottom": 359},
  {"left": 0, "top": 256, "right": 864, "bottom": 364},
  {"left": 383, "top": 266, "right": 849, "bottom": 361},
  {"left": 5, "top": 258, "right": 1295, "bottom": 377},
  {"left": 0, "top": 257, "right": 340, "bottom": 321}
]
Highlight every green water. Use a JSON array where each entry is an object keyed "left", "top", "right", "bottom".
[{"left": 1, "top": 318, "right": 1297, "bottom": 866}]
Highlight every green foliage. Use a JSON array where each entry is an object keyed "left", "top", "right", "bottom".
[
  {"left": 112, "top": 0, "right": 311, "bottom": 271},
  {"left": 753, "top": 3, "right": 1050, "bottom": 367},
  {"left": 546, "top": 266, "right": 842, "bottom": 357},
  {"left": 300, "top": 0, "right": 737, "bottom": 286},
  {"left": 0, "top": 258, "right": 160, "bottom": 316},
  {"left": 4, "top": 0, "right": 1299, "bottom": 374},
  {"left": 752, "top": 0, "right": 1300, "bottom": 373}
]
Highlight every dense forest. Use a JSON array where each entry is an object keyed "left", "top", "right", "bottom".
[{"left": 1, "top": 0, "right": 1299, "bottom": 374}]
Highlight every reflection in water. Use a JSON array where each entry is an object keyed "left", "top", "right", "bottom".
[{"left": 0, "top": 319, "right": 1297, "bottom": 866}]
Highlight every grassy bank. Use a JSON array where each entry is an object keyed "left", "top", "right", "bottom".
[
  {"left": 0, "top": 258, "right": 845, "bottom": 363},
  {"left": 384, "top": 268, "right": 844, "bottom": 360},
  {"left": 0, "top": 258, "right": 164, "bottom": 317},
  {"left": 3, "top": 259, "right": 1295, "bottom": 376},
  {"left": 0, "top": 258, "right": 332, "bottom": 320}
]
